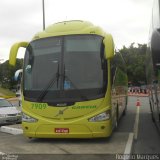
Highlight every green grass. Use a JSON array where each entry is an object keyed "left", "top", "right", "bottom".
[{"left": 0, "top": 87, "right": 15, "bottom": 98}]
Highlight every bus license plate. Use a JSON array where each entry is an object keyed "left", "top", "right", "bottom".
[{"left": 55, "top": 128, "right": 69, "bottom": 133}]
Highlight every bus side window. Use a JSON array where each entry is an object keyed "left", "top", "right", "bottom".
[
  {"left": 111, "top": 53, "right": 127, "bottom": 86},
  {"left": 111, "top": 59, "right": 117, "bottom": 85}
]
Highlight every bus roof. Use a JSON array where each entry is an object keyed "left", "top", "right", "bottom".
[{"left": 32, "top": 20, "right": 108, "bottom": 40}]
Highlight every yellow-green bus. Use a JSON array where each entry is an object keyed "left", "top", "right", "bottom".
[{"left": 9, "top": 20, "right": 128, "bottom": 138}]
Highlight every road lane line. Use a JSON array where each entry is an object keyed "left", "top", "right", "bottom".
[
  {"left": 123, "top": 132, "right": 134, "bottom": 160},
  {"left": 133, "top": 106, "right": 140, "bottom": 140}
]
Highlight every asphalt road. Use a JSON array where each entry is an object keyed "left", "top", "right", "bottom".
[
  {"left": 132, "top": 97, "right": 160, "bottom": 154},
  {"left": 117, "top": 97, "right": 160, "bottom": 154},
  {"left": 116, "top": 96, "right": 137, "bottom": 133},
  {"left": 118, "top": 96, "right": 160, "bottom": 154},
  {"left": 1, "top": 96, "right": 160, "bottom": 160}
]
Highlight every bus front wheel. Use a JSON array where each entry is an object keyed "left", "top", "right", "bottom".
[{"left": 115, "top": 106, "right": 119, "bottom": 129}]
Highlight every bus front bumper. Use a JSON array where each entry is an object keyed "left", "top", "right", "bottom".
[{"left": 22, "top": 121, "right": 112, "bottom": 138}]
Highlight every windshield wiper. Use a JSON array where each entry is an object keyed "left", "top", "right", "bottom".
[
  {"left": 37, "top": 62, "right": 59, "bottom": 102},
  {"left": 37, "top": 63, "right": 88, "bottom": 102}
]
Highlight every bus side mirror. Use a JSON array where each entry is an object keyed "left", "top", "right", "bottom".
[
  {"left": 103, "top": 34, "right": 114, "bottom": 59},
  {"left": 9, "top": 42, "right": 29, "bottom": 66}
]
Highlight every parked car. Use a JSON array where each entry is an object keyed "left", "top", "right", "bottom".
[{"left": 0, "top": 98, "right": 21, "bottom": 125}]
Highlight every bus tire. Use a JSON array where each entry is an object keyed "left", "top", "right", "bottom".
[
  {"left": 123, "top": 97, "right": 128, "bottom": 116},
  {"left": 152, "top": 113, "right": 155, "bottom": 123},
  {"left": 115, "top": 106, "right": 119, "bottom": 129},
  {"left": 122, "top": 107, "right": 126, "bottom": 116},
  {"left": 149, "top": 100, "right": 155, "bottom": 122}
]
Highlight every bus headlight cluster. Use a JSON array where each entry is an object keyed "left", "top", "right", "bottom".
[
  {"left": 22, "top": 113, "right": 38, "bottom": 123},
  {"left": 89, "top": 110, "right": 110, "bottom": 122}
]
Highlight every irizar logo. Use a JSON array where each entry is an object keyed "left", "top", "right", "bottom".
[{"left": 54, "top": 107, "right": 68, "bottom": 117}]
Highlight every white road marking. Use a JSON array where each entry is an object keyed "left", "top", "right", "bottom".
[
  {"left": 133, "top": 106, "right": 140, "bottom": 140},
  {"left": 123, "top": 132, "right": 134, "bottom": 160}
]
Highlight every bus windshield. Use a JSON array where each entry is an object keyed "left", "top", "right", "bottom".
[{"left": 23, "top": 35, "right": 107, "bottom": 105}]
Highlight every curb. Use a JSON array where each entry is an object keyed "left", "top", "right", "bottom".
[{"left": 0, "top": 126, "right": 23, "bottom": 135}]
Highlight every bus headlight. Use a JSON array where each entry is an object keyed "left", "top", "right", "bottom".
[
  {"left": 22, "top": 113, "right": 38, "bottom": 123},
  {"left": 89, "top": 110, "right": 110, "bottom": 122}
]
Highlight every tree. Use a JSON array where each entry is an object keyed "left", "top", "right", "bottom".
[
  {"left": 117, "top": 43, "right": 147, "bottom": 85},
  {"left": 0, "top": 59, "right": 23, "bottom": 89}
]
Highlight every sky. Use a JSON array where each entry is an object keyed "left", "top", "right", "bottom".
[{"left": 0, "top": 0, "right": 153, "bottom": 62}]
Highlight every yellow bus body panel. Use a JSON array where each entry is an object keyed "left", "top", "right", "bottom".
[
  {"left": 22, "top": 96, "right": 113, "bottom": 138},
  {"left": 22, "top": 120, "right": 112, "bottom": 138}
]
